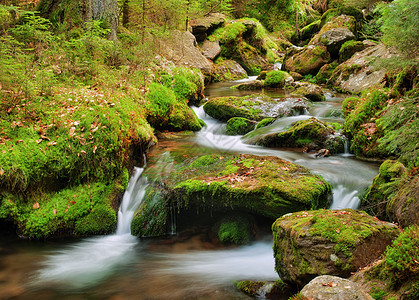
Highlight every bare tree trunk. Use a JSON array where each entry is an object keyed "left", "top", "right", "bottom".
[
  {"left": 89, "top": 0, "right": 119, "bottom": 41},
  {"left": 122, "top": 0, "right": 129, "bottom": 27}
]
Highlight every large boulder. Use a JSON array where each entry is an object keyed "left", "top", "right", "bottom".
[
  {"left": 201, "top": 40, "right": 221, "bottom": 60},
  {"left": 160, "top": 31, "right": 213, "bottom": 77},
  {"left": 225, "top": 117, "right": 257, "bottom": 135},
  {"left": 309, "top": 15, "right": 357, "bottom": 58},
  {"left": 252, "top": 117, "right": 345, "bottom": 153},
  {"left": 189, "top": 13, "right": 226, "bottom": 42},
  {"left": 283, "top": 45, "right": 331, "bottom": 76},
  {"left": 329, "top": 43, "right": 396, "bottom": 94},
  {"left": 132, "top": 153, "right": 332, "bottom": 238},
  {"left": 301, "top": 275, "right": 374, "bottom": 300},
  {"left": 212, "top": 59, "right": 248, "bottom": 82},
  {"left": 272, "top": 209, "right": 400, "bottom": 286},
  {"left": 362, "top": 160, "right": 418, "bottom": 227},
  {"left": 203, "top": 95, "right": 310, "bottom": 121}
]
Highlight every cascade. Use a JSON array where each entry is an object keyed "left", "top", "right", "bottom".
[{"left": 34, "top": 167, "right": 148, "bottom": 289}]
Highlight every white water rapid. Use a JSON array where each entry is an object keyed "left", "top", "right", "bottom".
[{"left": 34, "top": 167, "right": 147, "bottom": 290}]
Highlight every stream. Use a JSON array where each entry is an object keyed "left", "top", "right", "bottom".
[{"left": 0, "top": 78, "right": 379, "bottom": 300}]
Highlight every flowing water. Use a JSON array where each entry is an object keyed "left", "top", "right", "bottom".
[{"left": 0, "top": 77, "right": 379, "bottom": 300}]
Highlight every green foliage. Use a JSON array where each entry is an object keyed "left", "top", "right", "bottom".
[
  {"left": 370, "top": 289, "right": 388, "bottom": 300},
  {"left": 383, "top": 225, "right": 419, "bottom": 285},
  {"left": 264, "top": 70, "right": 289, "bottom": 87},
  {"left": 9, "top": 11, "right": 54, "bottom": 45},
  {"left": 376, "top": 0, "right": 419, "bottom": 59}
]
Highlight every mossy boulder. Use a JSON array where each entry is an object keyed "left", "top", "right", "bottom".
[
  {"left": 208, "top": 19, "right": 277, "bottom": 75},
  {"left": 253, "top": 117, "right": 345, "bottom": 153},
  {"left": 352, "top": 225, "right": 419, "bottom": 299},
  {"left": 212, "top": 59, "right": 248, "bottom": 82},
  {"left": 203, "top": 95, "right": 309, "bottom": 122},
  {"left": 132, "top": 153, "right": 332, "bottom": 238},
  {"left": 309, "top": 15, "right": 357, "bottom": 58},
  {"left": 362, "top": 161, "right": 419, "bottom": 228},
  {"left": 299, "top": 20, "right": 321, "bottom": 42},
  {"left": 272, "top": 209, "right": 400, "bottom": 286},
  {"left": 256, "top": 117, "right": 276, "bottom": 129},
  {"left": 291, "top": 81, "right": 326, "bottom": 102},
  {"left": 0, "top": 176, "right": 127, "bottom": 239},
  {"left": 315, "top": 62, "right": 338, "bottom": 84},
  {"left": 225, "top": 117, "right": 256, "bottom": 135},
  {"left": 339, "top": 40, "right": 366, "bottom": 62},
  {"left": 283, "top": 45, "right": 331, "bottom": 76},
  {"left": 264, "top": 70, "right": 293, "bottom": 88},
  {"left": 146, "top": 82, "right": 203, "bottom": 131}
]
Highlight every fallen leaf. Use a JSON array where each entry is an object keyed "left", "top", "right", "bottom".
[
  {"left": 36, "top": 139, "right": 42, "bottom": 144},
  {"left": 0, "top": 168, "right": 4, "bottom": 176},
  {"left": 93, "top": 145, "right": 97, "bottom": 153},
  {"left": 33, "top": 202, "right": 39, "bottom": 209},
  {"left": 69, "top": 126, "right": 76, "bottom": 137},
  {"left": 80, "top": 150, "right": 87, "bottom": 154},
  {"left": 52, "top": 208, "right": 57, "bottom": 215},
  {"left": 336, "top": 228, "right": 341, "bottom": 234}
]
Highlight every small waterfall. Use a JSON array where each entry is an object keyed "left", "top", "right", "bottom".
[
  {"left": 330, "top": 185, "right": 360, "bottom": 209},
  {"left": 34, "top": 167, "right": 148, "bottom": 290},
  {"left": 116, "top": 167, "right": 148, "bottom": 235}
]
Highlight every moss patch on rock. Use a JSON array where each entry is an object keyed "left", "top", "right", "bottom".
[
  {"left": 272, "top": 209, "right": 400, "bottom": 286},
  {"left": 225, "top": 117, "right": 256, "bottom": 135}
]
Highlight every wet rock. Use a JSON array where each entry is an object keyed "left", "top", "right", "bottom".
[
  {"left": 329, "top": 43, "right": 396, "bottom": 94},
  {"left": 314, "top": 149, "right": 330, "bottom": 158},
  {"left": 236, "top": 280, "right": 292, "bottom": 299},
  {"left": 232, "top": 80, "right": 264, "bottom": 90},
  {"left": 212, "top": 59, "right": 247, "bottom": 82},
  {"left": 160, "top": 31, "right": 213, "bottom": 77},
  {"left": 133, "top": 154, "right": 332, "bottom": 237},
  {"left": 291, "top": 81, "right": 326, "bottom": 102},
  {"left": 283, "top": 45, "right": 331, "bottom": 76},
  {"left": 290, "top": 71, "right": 303, "bottom": 81},
  {"left": 253, "top": 117, "right": 337, "bottom": 151},
  {"left": 300, "top": 275, "right": 374, "bottom": 300},
  {"left": 272, "top": 209, "right": 400, "bottom": 286},
  {"left": 203, "top": 95, "right": 309, "bottom": 121},
  {"left": 315, "top": 62, "right": 338, "bottom": 84},
  {"left": 225, "top": 117, "right": 257, "bottom": 135},
  {"left": 190, "top": 13, "right": 226, "bottom": 42},
  {"left": 201, "top": 40, "right": 221, "bottom": 60}
]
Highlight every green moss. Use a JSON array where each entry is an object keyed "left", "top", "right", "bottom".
[
  {"left": 235, "top": 281, "right": 265, "bottom": 296},
  {"left": 225, "top": 117, "right": 255, "bottom": 135},
  {"left": 339, "top": 40, "right": 365, "bottom": 62},
  {"left": 203, "top": 96, "right": 264, "bottom": 121},
  {"left": 1, "top": 179, "right": 123, "bottom": 239},
  {"left": 217, "top": 214, "right": 252, "bottom": 245},
  {"left": 256, "top": 117, "right": 276, "bottom": 129},
  {"left": 263, "top": 70, "right": 289, "bottom": 88}
]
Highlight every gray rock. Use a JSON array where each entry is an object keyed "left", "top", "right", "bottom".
[
  {"left": 301, "top": 275, "right": 374, "bottom": 300},
  {"left": 320, "top": 27, "right": 355, "bottom": 57},
  {"left": 201, "top": 40, "right": 221, "bottom": 60},
  {"left": 160, "top": 31, "right": 213, "bottom": 76},
  {"left": 283, "top": 45, "right": 331, "bottom": 76},
  {"left": 232, "top": 80, "right": 264, "bottom": 90},
  {"left": 190, "top": 13, "right": 226, "bottom": 42},
  {"left": 212, "top": 59, "right": 247, "bottom": 82},
  {"left": 329, "top": 43, "right": 396, "bottom": 94}
]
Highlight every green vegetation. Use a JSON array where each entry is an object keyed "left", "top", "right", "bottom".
[
  {"left": 216, "top": 214, "right": 252, "bottom": 244},
  {"left": 264, "top": 70, "right": 289, "bottom": 88},
  {"left": 256, "top": 117, "right": 276, "bottom": 129},
  {"left": 203, "top": 96, "right": 264, "bottom": 121},
  {"left": 339, "top": 40, "right": 365, "bottom": 62},
  {"left": 225, "top": 117, "right": 255, "bottom": 135}
]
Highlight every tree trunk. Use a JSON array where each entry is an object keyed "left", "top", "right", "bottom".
[{"left": 88, "top": 0, "right": 119, "bottom": 41}]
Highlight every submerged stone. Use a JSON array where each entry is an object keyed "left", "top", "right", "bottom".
[{"left": 272, "top": 209, "right": 400, "bottom": 286}]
